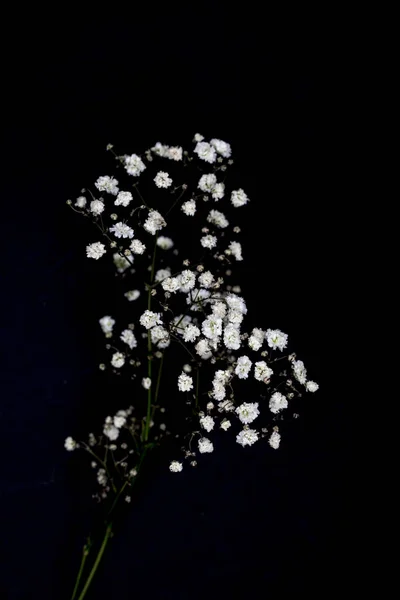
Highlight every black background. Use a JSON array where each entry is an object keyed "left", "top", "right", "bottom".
[{"left": 1, "top": 10, "right": 346, "bottom": 599}]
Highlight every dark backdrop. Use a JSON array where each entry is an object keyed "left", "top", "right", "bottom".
[{"left": 1, "top": 10, "right": 345, "bottom": 599}]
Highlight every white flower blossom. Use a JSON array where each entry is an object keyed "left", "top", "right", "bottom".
[
  {"left": 125, "top": 154, "right": 146, "bottom": 177},
  {"left": 124, "top": 290, "right": 140, "bottom": 301},
  {"left": 75, "top": 196, "right": 87, "bottom": 208},
  {"left": 198, "top": 437, "right": 214, "bottom": 453},
  {"left": 306, "top": 381, "right": 319, "bottom": 393},
  {"left": 235, "top": 356, "right": 252, "bottom": 379},
  {"left": 181, "top": 199, "right": 196, "bottom": 216},
  {"left": 248, "top": 328, "right": 265, "bottom": 351},
  {"left": 162, "top": 277, "right": 181, "bottom": 293},
  {"left": 227, "top": 241, "right": 243, "bottom": 261},
  {"left": 210, "top": 138, "right": 232, "bottom": 158},
  {"left": 194, "top": 141, "right": 217, "bottom": 163},
  {"left": 269, "top": 392, "right": 288, "bottom": 414},
  {"left": 212, "top": 182, "right": 225, "bottom": 200},
  {"left": 169, "top": 460, "right": 183, "bottom": 472},
  {"left": 201, "top": 235, "right": 217, "bottom": 249},
  {"left": 220, "top": 419, "right": 231, "bottom": 431},
  {"left": 183, "top": 364, "right": 192, "bottom": 373},
  {"left": 266, "top": 328, "right": 288, "bottom": 351},
  {"left": 177, "top": 372, "right": 193, "bottom": 392},
  {"left": 95, "top": 175, "right": 119, "bottom": 195},
  {"left": 97, "top": 468, "right": 108, "bottom": 485},
  {"left": 200, "top": 415, "right": 215, "bottom": 432},
  {"left": 150, "top": 326, "right": 169, "bottom": 344},
  {"left": 236, "top": 402, "right": 260, "bottom": 424},
  {"left": 223, "top": 324, "right": 241, "bottom": 350},
  {"left": 166, "top": 146, "right": 183, "bottom": 161},
  {"left": 64, "top": 437, "right": 77, "bottom": 451},
  {"left": 236, "top": 428, "right": 259, "bottom": 447},
  {"left": 202, "top": 316, "right": 223, "bottom": 340},
  {"left": 90, "top": 199, "right": 105, "bottom": 216},
  {"left": 130, "top": 239, "right": 146, "bottom": 254},
  {"left": 254, "top": 361, "right": 273, "bottom": 382},
  {"left": 179, "top": 270, "right": 196, "bottom": 293},
  {"left": 212, "top": 301, "right": 227, "bottom": 318},
  {"left": 231, "top": 188, "right": 249, "bottom": 208},
  {"left": 226, "top": 293, "right": 247, "bottom": 315},
  {"left": 115, "top": 191, "right": 133, "bottom": 207},
  {"left": 155, "top": 267, "right": 171, "bottom": 282},
  {"left": 120, "top": 329, "right": 137, "bottom": 349},
  {"left": 113, "top": 253, "right": 131, "bottom": 273},
  {"left": 195, "top": 338, "right": 213, "bottom": 359},
  {"left": 198, "top": 271, "right": 214, "bottom": 288},
  {"left": 269, "top": 431, "right": 281, "bottom": 449},
  {"left": 157, "top": 236, "right": 174, "bottom": 250},
  {"left": 144, "top": 210, "right": 166, "bottom": 235},
  {"left": 111, "top": 352, "right": 125, "bottom": 368},
  {"left": 140, "top": 310, "right": 163, "bottom": 329},
  {"left": 142, "top": 377, "right": 152, "bottom": 390},
  {"left": 154, "top": 171, "right": 172, "bottom": 188},
  {"left": 293, "top": 360, "right": 307, "bottom": 385},
  {"left": 198, "top": 173, "right": 217, "bottom": 193},
  {"left": 207, "top": 209, "right": 229, "bottom": 229},
  {"left": 109, "top": 222, "right": 134, "bottom": 239},
  {"left": 99, "top": 316, "right": 115, "bottom": 334},
  {"left": 183, "top": 324, "right": 200, "bottom": 343},
  {"left": 114, "top": 414, "right": 126, "bottom": 428},
  {"left": 194, "top": 133, "right": 204, "bottom": 142},
  {"left": 103, "top": 423, "right": 119, "bottom": 441},
  {"left": 219, "top": 400, "right": 235, "bottom": 413}
]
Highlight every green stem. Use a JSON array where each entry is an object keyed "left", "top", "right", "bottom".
[
  {"left": 76, "top": 524, "right": 113, "bottom": 600},
  {"left": 143, "top": 238, "right": 158, "bottom": 442},
  {"left": 154, "top": 353, "right": 164, "bottom": 405},
  {"left": 70, "top": 542, "right": 90, "bottom": 600}
]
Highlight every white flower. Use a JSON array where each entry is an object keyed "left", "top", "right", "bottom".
[
  {"left": 183, "top": 364, "right": 192, "bottom": 373},
  {"left": 266, "top": 329, "right": 288, "bottom": 351},
  {"left": 152, "top": 142, "right": 168, "bottom": 156},
  {"left": 125, "top": 289, "right": 140, "bottom": 301},
  {"left": 212, "top": 182, "right": 225, "bottom": 200},
  {"left": 207, "top": 209, "right": 229, "bottom": 229},
  {"left": 254, "top": 361, "right": 273, "bottom": 382},
  {"left": 157, "top": 236, "right": 174, "bottom": 250},
  {"left": 198, "top": 437, "right": 214, "bottom": 453},
  {"left": 202, "top": 316, "right": 222, "bottom": 340},
  {"left": 179, "top": 270, "right": 196, "bottom": 293},
  {"left": 97, "top": 468, "right": 108, "bottom": 485},
  {"left": 201, "top": 235, "right": 217, "bottom": 249},
  {"left": 269, "top": 392, "right": 288, "bottom": 414},
  {"left": 125, "top": 154, "right": 146, "bottom": 177},
  {"left": 227, "top": 241, "right": 243, "bottom": 261},
  {"left": 293, "top": 360, "right": 307, "bottom": 385},
  {"left": 219, "top": 400, "right": 235, "bottom": 412},
  {"left": 181, "top": 199, "right": 196, "bottom": 216},
  {"left": 223, "top": 324, "right": 241, "bottom": 350},
  {"left": 143, "top": 210, "right": 166, "bottom": 235},
  {"left": 114, "top": 415, "right": 126, "bottom": 428},
  {"left": 195, "top": 338, "right": 213, "bottom": 359},
  {"left": 235, "top": 356, "right": 252, "bottom": 379},
  {"left": 142, "top": 377, "right": 152, "bottom": 390},
  {"left": 140, "top": 310, "right": 162, "bottom": 329},
  {"left": 226, "top": 293, "right": 247, "bottom": 314},
  {"left": 236, "top": 402, "right": 260, "bottom": 424},
  {"left": 198, "top": 271, "right": 214, "bottom": 288},
  {"left": 236, "top": 428, "right": 259, "bottom": 447},
  {"left": 166, "top": 146, "right": 183, "bottom": 161},
  {"left": 169, "top": 460, "right": 183, "bottom": 473},
  {"left": 155, "top": 268, "right": 171, "bottom": 282},
  {"left": 198, "top": 173, "right": 217, "bottom": 192},
  {"left": 111, "top": 352, "right": 125, "bottom": 368},
  {"left": 90, "top": 199, "right": 105, "bottom": 216},
  {"left": 75, "top": 196, "right": 87, "bottom": 208},
  {"left": 210, "top": 138, "right": 232, "bottom": 158},
  {"left": 194, "top": 133, "right": 204, "bottom": 142},
  {"left": 183, "top": 324, "right": 200, "bottom": 342},
  {"left": 64, "top": 436, "right": 77, "bottom": 451},
  {"left": 150, "top": 326, "right": 169, "bottom": 344},
  {"left": 162, "top": 277, "right": 181, "bottom": 293},
  {"left": 248, "top": 328, "right": 265, "bottom": 351},
  {"left": 120, "top": 329, "right": 137, "bottom": 349},
  {"left": 99, "top": 316, "right": 115, "bottom": 334},
  {"left": 194, "top": 141, "right": 217, "bottom": 163},
  {"left": 125, "top": 496, "right": 132, "bottom": 503},
  {"left": 231, "top": 189, "right": 249, "bottom": 208},
  {"left": 269, "top": 431, "right": 281, "bottom": 449},
  {"left": 113, "top": 253, "right": 131, "bottom": 273},
  {"left": 207, "top": 401, "right": 214, "bottom": 410},
  {"left": 154, "top": 171, "right": 172, "bottom": 188},
  {"left": 220, "top": 419, "right": 231, "bottom": 431},
  {"left": 200, "top": 415, "right": 215, "bottom": 432},
  {"left": 103, "top": 423, "right": 119, "bottom": 441},
  {"left": 211, "top": 301, "right": 227, "bottom": 318},
  {"left": 95, "top": 175, "right": 119, "bottom": 195},
  {"left": 130, "top": 239, "right": 146, "bottom": 254},
  {"left": 306, "top": 381, "right": 319, "bottom": 393},
  {"left": 115, "top": 191, "right": 133, "bottom": 207},
  {"left": 110, "top": 222, "right": 134, "bottom": 239},
  {"left": 178, "top": 372, "right": 193, "bottom": 392}
]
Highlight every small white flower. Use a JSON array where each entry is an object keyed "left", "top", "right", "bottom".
[
  {"left": 125, "top": 290, "right": 140, "bottom": 301},
  {"left": 169, "top": 460, "right": 183, "bottom": 473},
  {"left": 90, "top": 200, "right": 105, "bottom": 216},
  {"left": 200, "top": 235, "right": 217, "bottom": 249},
  {"left": 64, "top": 436, "right": 77, "bottom": 451},
  {"left": 248, "top": 328, "right": 265, "bottom": 351},
  {"left": 198, "top": 437, "right": 214, "bottom": 453},
  {"left": 75, "top": 196, "right": 87, "bottom": 208},
  {"left": 235, "top": 356, "right": 252, "bottom": 379},
  {"left": 220, "top": 419, "right": 231, "bottom": 431},
  {"left": 231, "top": 189, "right": 249, "bottom": 208},
  {"left": 195, "top": 338, "right": 213, "bottom": 359},
  {"left": 142, "top": 377, "right": 152, "bottom": 390},
  {"left": 266, "top": 329, "right": 288, "bottom": 352},
  {"left": 111, "top": 352, "right": 125, "bottom": 368},
  {"left": 293, "top": 360, "right": 307, "bottom": 385},
  {"left": 140, "top": 310, "right": 163, "bottom": 329},
  {"left": 162, "top": 277, "right": 181, "bottom": 293},
  {"left": 202, "top": 316, "right": 222, "bottom": 340},
  {"left": 207, "top": 401, "right": 214, "bottom": 410},
  {"left": 183, "top": 324, "right": 200, "bottom": 343},
  {"left": 198, "top": 173, "right": 217, "bottom": 192},
  {"left": 211, "top": 301, "right": 227, "bottom": 318},
  {"left": 115, "top": 191, "right": 133, "bottom": 207},
  {"left": 110, "top": 222, "right": 134, "bottom": 239},
  {"left": 97, "top": 468, "right": 108, "bottom": 485},
  {"left": 227, "top": 241, "right": 243, "bottom": 261},
  {"left": 194, "top": 141, "right": 217, "bottom": 163},
  {"left": 198, "top": 271, "right": 214, "bottom": 288},
  {"left": 236, "top": 402, "right": 260, "bottom": 424},
  {"left": 144, "top": 210, "right": 166, "bottom": 235},
  {"left": 223, "top": 324, "right": 241, "bottom": 350},
  {"left": 125, "top": 154, "right": 146, "bottom": 177},
  {"left": 154, "top": 171, "right": 172, "bottom": 188},
  {"left": 155, "top": 268, "right": 171, "bottom": 282},
  {"left": 236, "top": 428, "right": 259, "bottom": 447},
  {"left": 254, "top": 361, "right": 273, "bottom": 382},
  {"left": 120, "top": 329, "right": 137, "bottom": 349},
  {"left": 166, "top": 146, "right": 183, "bottom": 161},
  {"left": 157, "top": 236, "right": 174, "bottom": 250},
  {"left": 178, "top": 372, "right": 193, "bottom": 392},
  {"left": 150, "top": 326, "right": 169, "bottom": 344},
  {"left": 125, "top": 496, "right": 132, "bottom": 503},
  {"left": 306, "top": 381, "right": 319, "bottom": 392},
  {"left": 211, "top": 182, "right": 225, "bottom": 200},
  {"left": 210, "top": 138, "right": 232, "bottom": 158},
  {"left": 183, "top": 363, "right": 192, "bottom": 373},
  {"left": 99, "top": 316, "right": 115, "bottom": 334},
  {"left": 95, "top": 175, "right": 119, "bottom": 195},
  {"left": 269, "top": 431, "right": 281, "bottom": 449},
  {"left": 207, "top": 209, "right": 229, "bottom": 229},
  {"left": 181, "top": 199, "right": 196, "bottom": 216},
  {"left": 179, "top": 270, "right": 196, "bottom": 293},
  {"left": 103, "top": 423, "right": 119, "bottom": 441},
  {"left": 130, "top": 239, "right": 146, "bottom": 254},
  {"left": 114, "top": 415, "right": 126, "bottom": 428},
  {"left": 269, "top": 392, "right": 288, "bottom": 414},
  {"left": 194, "top": 133, "right": 204, "bottom": 142},
  {"left": 113, "top": 253, "right": 131, "bottom": 273},
  {"left": 200, "top": 415, "right": 215, "bottom": 432}
]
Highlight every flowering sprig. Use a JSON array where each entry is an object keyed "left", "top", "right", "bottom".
[{"left": 65, "top": 134, "right": 319, "bottom": 599}]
